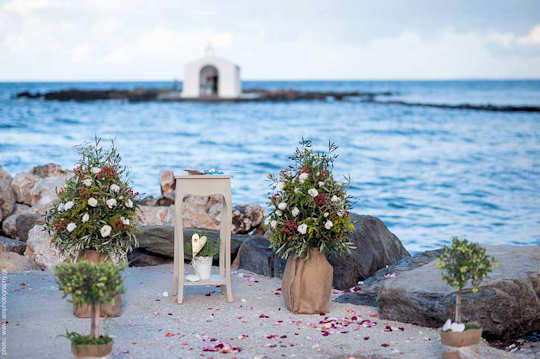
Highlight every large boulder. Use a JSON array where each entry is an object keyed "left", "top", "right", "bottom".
[
  {"left": 0, "top": 235, "right": 27, "bottom": 255},
  {"left": 377, "top": 245, "right": 540, "bottom": 343},
  {"left": 335, "top": 249, "right": 442, "bottom": 306},
  {"left": 25, "top": 225, "right": 65, "bottom": 270},
  {"left": 232, "top": 204, "right": 266, "bottom": 234},
  {"left": 0, "top": 166, "right": 12, "bottom": 184},
  {"left": 1, "top": 203, "right": 31, "bottom": 238},
  {"left": 16, "top": 213, "right": 45, "bottom": 241},
  {"left": 0, "top": 251, "right": 38, "bottom": 272},
  {"left": 327, "top": 214, "right": 410, "bottom": 289},
  {"left": 159, "top": 170, "right": 175, "bottom": 198},
  {"left": 128, "top": 248, "right": 171, "bottom": 267},
  {"left": 11, "top": 172, "right": 39, "bottom": 205},
  {"left": 30, "top": 174, "right": 71, "bottom": 214},
  {"left": 232, "top": 236, "right": 285, "bottom": 277},
  {"left": 136, "top": 206, "right": 173, "bottom": 226},
  {"left": 0, "top": 178, "right": 16, "bottom": 219},
  {"left": 135, "top": 225, "right": 248, "bottom": 261},
  {"left": 31, "top": 163, "right": 67, "bottom": 178}
]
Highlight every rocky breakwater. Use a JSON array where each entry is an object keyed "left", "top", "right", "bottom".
[
  {"left": 336, "top": 245, "right": 540, "bottom": 345},
  {"left": 0, "top": 164, "right": 69, "bottom": 271}
]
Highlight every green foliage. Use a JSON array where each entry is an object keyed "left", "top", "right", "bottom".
[
  {"left": 437, "top": 237, "right": 496, "bottom": 292},
  {"left": 63, "top": 331, "right": 112, "bottom": 345},
  {"left": 185, "top": 232, "right": 219, "bottom": 257},
  {"left": 267, "top": 139, "right": 354, "bottom": 260},
  {"left": 44, "top": 137, "right": 139, "bottom": 260},
  {"left": 54, "top": 260, "right": 125, "bottom": 307}
]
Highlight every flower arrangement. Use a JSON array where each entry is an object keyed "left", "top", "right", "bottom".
[
  {"left": 45, "top": 138, "right": 139, "bottom": 260},
  {"left": 55, "top": 261, "right": 124, "bottom": 355},
  {"left": 267, "top": 139, "right": 354, "bottom": 260},
  {"left": 438, "top": 237, "right": 496, "bottom": 329}
]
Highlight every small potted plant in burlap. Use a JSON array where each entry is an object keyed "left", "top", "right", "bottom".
[
  {"left": 55, "top": 261, "right": 125, "bottom": 358},
  {"left": 438, "top": 237, "right": 496, "bottom": 359},
  {"left": 45, "top": 137, "right": 138, "bottom": 317},
  {"left": 267, "top": 139, "right": 354, "bottom": 314}
]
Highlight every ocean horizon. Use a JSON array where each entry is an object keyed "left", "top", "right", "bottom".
[{"left": 1, "top": 79, "right": 539, "bottom": 252}]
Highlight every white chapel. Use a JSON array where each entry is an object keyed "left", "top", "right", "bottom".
[{"left": 182, "top": 46, "right": 241, "bottom": 99}]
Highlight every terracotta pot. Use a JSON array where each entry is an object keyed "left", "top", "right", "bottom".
[
  {"left": 73, "top": 250, "right": 121, "bottom": 318},
  {"left": 440, "top": 327, "right": 482, "bottom": 359},
  {"left": 282, "top": 248, "right": 333, "bottom": 314},
  {"left": 71, "top": 340, "right": 113, "bottom": 358}
]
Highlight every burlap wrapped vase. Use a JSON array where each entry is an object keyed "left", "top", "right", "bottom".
[
  {"left": 73, "top": 250, "right": 122, "bottom": 318},
  {"left": 282, "top": 248, "right": 333, "bottom": 314}
]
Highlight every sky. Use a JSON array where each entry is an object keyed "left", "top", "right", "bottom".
[{"left": 1, "top": 0, "right": 540, "bottom": 80}]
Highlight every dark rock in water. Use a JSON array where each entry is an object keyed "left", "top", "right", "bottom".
[
  {"left": 376, "top": 245, "right": 540, "bottom": 344},
  {"left": 0, "top": 235, "right": 26, "bottom": 255},
  {"left": 232, "top": 236, "right": 276, "bottom": 277},
  {"left": 128, "top": 248, "right": 171, "bottom": 266},
  {"left": 335, "top": 249, "right": 441, "bottom": 306},
  {"left": 16, "top": 213, "right": 44, "bottom": 242},
  {"left": 136, "top": 225, "right": 248, "bottom": 261},
  {"left": 328, "top": 214, "right": 410, "bottom": 290}
]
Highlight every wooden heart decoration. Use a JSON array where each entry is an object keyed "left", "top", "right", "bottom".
[{"left": 191, "top": 233, "right": 207, "bottom": 256}]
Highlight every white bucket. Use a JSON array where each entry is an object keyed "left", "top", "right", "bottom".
[{"left": 192, "top": 256, "right": 213, "bottom": 280}]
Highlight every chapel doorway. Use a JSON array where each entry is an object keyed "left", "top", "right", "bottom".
[{"left": 199, "top": 65, "right": 219, "bottom": 97}]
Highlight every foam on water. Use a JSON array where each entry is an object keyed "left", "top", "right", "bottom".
[{"left": 1, "top": 81, "right": 539, "bottom": 252}]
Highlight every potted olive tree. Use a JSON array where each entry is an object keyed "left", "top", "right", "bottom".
[
  {"left": 267, "top": 139, "right": 354, "bottom": 314},
  {"left": 45, "top": 137, "right": 138, "bottom": 317},
  {"left": 186, "top": 232, "right": 219, "bottom": 281},
  {"left": 55, "top": 261, "right": 124, "bottom": 359},
  {"left": 437, "top": 237, "right": 496, "bottom": 357}
]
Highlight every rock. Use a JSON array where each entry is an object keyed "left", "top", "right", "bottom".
[
  {"left": 16, "top": 213, "right": 45, "bottom": 241},
  {"left": 232, "top": 204, "right": 266, "bottom": 234},
  {"left": 1, "top": 203, "right": 31, "bottom": 238},
  {"left": 327, "top": 214, "right": 410, "bottom": 290},
  {"left": 232, "top": 236, "right": 277, "bottom": 277},
  {"left": 139, "top": 196, "right": 174, "bottom": 207},
  {"left": 11, "top": 172, "right": 39, "bottom": 205},
  {"left": 0, "top": 166, "right": 12, "bottom": 184},
  {"left": 31, "top": 163, "right": 66, "bottom": 178},
  {"left": 30, "top": 174, "right": 71, "bottom": 214},
  {"left": 0, "top": 251, "right": 39, "bottom": 272},
  {"left": 136, "top": 206, "right": 174, "bottom": 226},
  {"left": 25, "top": 225, "right": 65, "bottom": 270},
  {"left": 159, "top": 170, "right": 176, "bottom": 198},
  {"left": 377, "top": 245, "right": 540, "bottom": 344},
  {"left": 0, "top": 235, "right": 27, "bottom": 255},
  {"left": 0, "top": 178, "right": 16, "bottom": 219},
  {"left": 128, "top": 248, "right": 171, "bottom": 267},
  {"left": 136, "top": 225, "right": 248, "bottom": 261},
  {"left": 335, "top": 249, "right": 442, "bottom": 306}
]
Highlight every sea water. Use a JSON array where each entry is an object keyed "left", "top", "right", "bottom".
[{"left": 0, "top": 80, "right": 539, "bottom": 252}]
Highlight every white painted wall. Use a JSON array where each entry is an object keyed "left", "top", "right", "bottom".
[{"left": 182, "top": 56, "right": 241, "bottom": 98}]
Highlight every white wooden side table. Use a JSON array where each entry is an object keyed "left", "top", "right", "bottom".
[{"left": 171, "top": 175, "right": 233, "bottom": 304}]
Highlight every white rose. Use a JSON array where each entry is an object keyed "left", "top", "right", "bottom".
[
  {"left": 91, "top": 167, "right": 101, "bottom": 174},
  {"left": 276, "top": 182, "right": 284, "bottom": 191},
  {"left": 57, "top": 203, "right": 64, "bottom": 212},
  {"left": 337, "top": 210, "right": 345, "bottom": 217},
  {"left": 121, "top": 217, "right": 130, "bottom": 225},
  {"left": 88, "top": 197, "right": 98, "bottom": 207},
  {"left": 64, "top": 201, "right": 74, "bottom": 210},
  {"left": 276, "top": 210, "right": 282, "bottom": 217},
  {"left": 66, "top": 222, "right": 76, "bottom": 232},
  {"left": 297, "top": 223, "right": 307, "bottom": 235},
  {"left": 299, "top": 173, "right": 309, "bottom": 183},
  {"left": 110, "top": 184, "right": 120, "bottom": 193},
  {"left": 106, "top": 198, "right": 117, "bottom": 209},
  {"left": 82, "top": 178, "right": 92, "bottom": 186},
  {"left": 331, "top": 195, "right": 340, "bottom": 203},
  {"left": 325, "top": 220, "right": 333, "bottom": 230},
  {"left": 270, "top": 220, "right": 277, "bottom": 228},
  {"left": 278, "top": 202, "right": 287, "bottom": 210},
  {"left": 125, "top": 199, "right": 133, "bottom": 208},
  {"left": 324, "top": 212, "right": 329, "bottom": 217},
  {"left": 291, "top": 207, "right": 299, "bottom": 217},
  {"left": 294, "top": 188, "right": 300, "bottom": 193},
  {"left": 82, "top": 213, "right": 89, "bottom": 223},
  {"left": 318, "top": 181, "right": 324, "bottom": 187},
  {"left": 308, "top": 188, "right": 318, "bottom": 197},
  {"left": 100, "top": 225, "right": 112, "bottom": 238}
]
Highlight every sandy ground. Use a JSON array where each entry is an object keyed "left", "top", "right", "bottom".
[{"left": 6, "top": 264, "right": 532, "bottom": 359}]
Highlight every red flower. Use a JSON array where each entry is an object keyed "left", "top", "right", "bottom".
[
  {"left": 281, "top": 220, "right": 298, "bottom": 235},
  {"left": 315, "top": 194, "right": 326, "bottom": 206}
]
